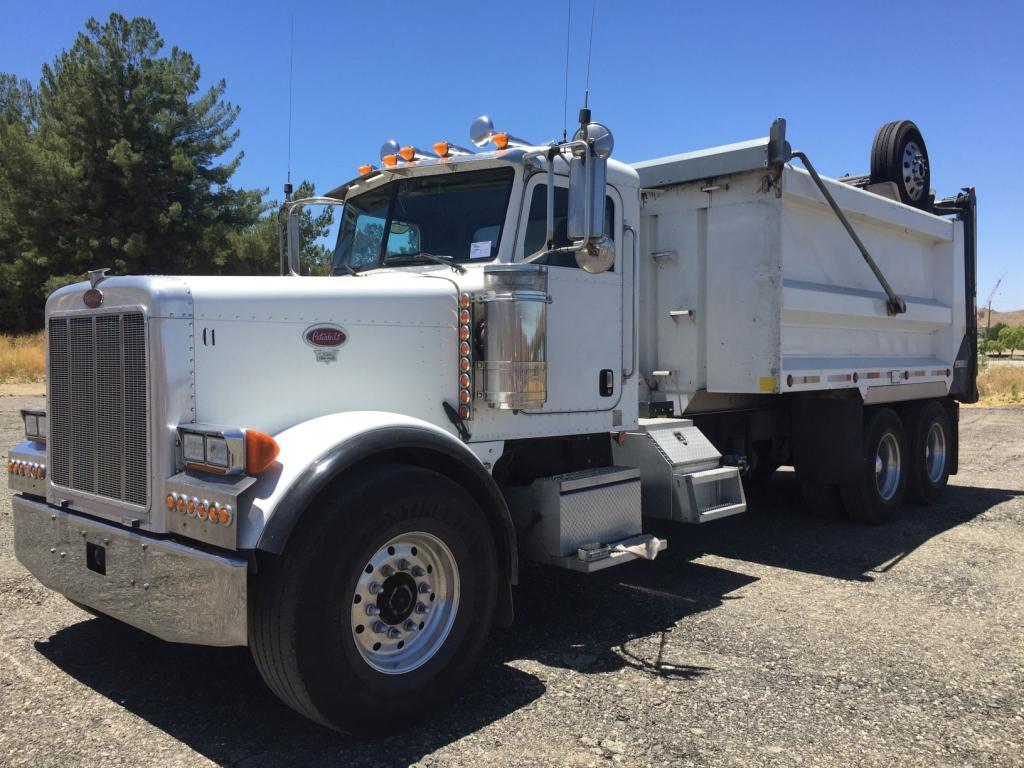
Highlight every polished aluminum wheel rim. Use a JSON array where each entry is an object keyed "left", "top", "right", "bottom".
[
  {"left": 875, "top": 432, "right": 902, "bottom": 501},
  {"left": 902, "top": 141, "right": 928, "bottom": 201},
  {"left": 925, "top": 422, "right": 947, "bottom": 484},
  {"left": 350, "top": 531, "right": 459, "bottom": 675}
]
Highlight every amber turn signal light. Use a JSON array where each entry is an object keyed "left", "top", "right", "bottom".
[{"left": 245, "top": 430, "right": 280, "bottom": 474}]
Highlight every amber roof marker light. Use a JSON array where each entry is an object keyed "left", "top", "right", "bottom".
[{"left": 469, "top": 115, "right": 531, "bottom": 149}]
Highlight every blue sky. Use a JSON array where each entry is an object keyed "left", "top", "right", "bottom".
[{"left": 3, "top": 0, "right": 1021, "bottom": 308}]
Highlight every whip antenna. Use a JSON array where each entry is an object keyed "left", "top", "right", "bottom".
[
  {"left": 562, "top": 0, "right": 572, "bottom": 141},
  {"left": 285, "top": 15, "right": 294, "bottom": 201},
  {"left": 583, "top": 0, "right": 597, "bottom": 109}
]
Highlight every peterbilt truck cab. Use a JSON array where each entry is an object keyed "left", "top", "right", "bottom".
[{"left": 8, "top": 112, "right": 977, "bottom": 734}]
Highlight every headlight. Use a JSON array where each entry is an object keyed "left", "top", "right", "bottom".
[
  {"left": 182, "top": 433, "right": 205, "bottom": 463},
  {"left": 205, "top": 437, "right": 229, "bottom": 468},
  {"left": 21, "top": 409, "right": 46, "bottom": 444},
  {"left": 177, "top": 424, "right": 279, "bottom": 476}
]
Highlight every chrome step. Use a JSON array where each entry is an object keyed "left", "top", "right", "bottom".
[{"left": 673, "top": 465, "right": 746, "bottom": 523}]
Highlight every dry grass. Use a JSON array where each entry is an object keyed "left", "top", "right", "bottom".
[
  {"left": 976, "top": 362, "right": 1024, "bottom": 406},
  {"left": 0, "top": 332, "right": 45, "bottom": 383}
]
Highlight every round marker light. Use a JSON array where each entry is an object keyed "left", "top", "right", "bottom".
[
  {"left": 166, "top": 494, "right": 176, "bottom": 510},
  {"left": 491, "top": 132, "right": 509, "bottom": 150},
  {"left": 459, "top": 341, "right": 471, "bottom": 356},
  {"left": 177, "top": 496, "right": 186, "bottom": 512},
  {"left": 460, "top": 373, "right": 471, "bottom": 388},
  {"left": 460, "top": 357, "right": 471, "bottom": 372},
  {"left": 399, "top": 146, "right": 416, "bottom": 162},
  {"left": 187, "top": 497, "right": 196, "bottom": 515},
  {"left": 459, "top": 389, "right": 471, "bottom": 403},
  {"left": 459, "top": 309, "right": 470, "bottom": 324},
  {"left": 357, "top": 163, "right": 374, "bottom": 176},
  {"left": 460, "top": 293, "right": 471, "bottom": 308},
  {"left": 459, "top": 405, "right": 471, "bottom": 419},
  {"left": 197, "top": 503, "right": 208, "bottom": 520},
  {"left": 219, "top": 506, "right": 233, "bottom": 525},
  {"left": 381, "top": 154, "right": 398, "bottom": 168},
  {"left": 459, "top": 326, "right": 470, "bottom": 341},
  {"left": 198, "top": 500, "right": 208, "bottom": 518}
]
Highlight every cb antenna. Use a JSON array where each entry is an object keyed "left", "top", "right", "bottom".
[
  {"left": 582, "top": 0, "right": 597, "bottom": 113},
  {"left": 284, "top": 15, "right": 294, "bottom": 202},
  {"left": 561, "top": 0, "right": 572, "bottom": 141}
]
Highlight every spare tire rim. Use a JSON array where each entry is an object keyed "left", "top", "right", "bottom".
[
  {"left": 350, "top": 531, "right": 460, "bottom": 675},
  {"left": 925, "top": 421, "right": 947, "bottom": 484},
  {"left": 902, "top": 141, "right": 928, "bottom": 201},
  {"left": 874, "top": 432, "right": 902, "bottom": 501}
]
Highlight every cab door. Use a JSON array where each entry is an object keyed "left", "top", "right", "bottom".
[{"left": 515, "top": 175, "right": 623, "bottom": 413}]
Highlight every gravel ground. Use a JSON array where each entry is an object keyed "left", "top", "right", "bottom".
[{"left": 1, "top": 396, "right": 1022, "bottom": 767}]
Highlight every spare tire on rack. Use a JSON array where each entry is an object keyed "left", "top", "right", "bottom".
[{"left": 870, "top": 120, "right": 931, "bottom": 210}]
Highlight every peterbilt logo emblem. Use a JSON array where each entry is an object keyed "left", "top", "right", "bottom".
[
  {"left": 303, "top": 324, "right": 347, "bottom": 363},
  {"left": 83, "top": 288, "right": 103, "bottom": 308}
]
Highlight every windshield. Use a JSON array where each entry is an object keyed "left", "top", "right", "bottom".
[{"left": 331, "top": 167, "right": 515, "bottom": 274}]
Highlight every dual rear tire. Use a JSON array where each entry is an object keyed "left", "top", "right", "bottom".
[{"left": 802, "top": 401, "right": 952, "bottom": 523}]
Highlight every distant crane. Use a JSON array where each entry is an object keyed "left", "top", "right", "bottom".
[{"left": 985, "top": 272, "right": 1008, "bottom": 335}]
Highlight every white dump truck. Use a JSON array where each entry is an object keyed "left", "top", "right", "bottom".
[{"left": 8, "top": 111, "right": 977, "bottom": 734}]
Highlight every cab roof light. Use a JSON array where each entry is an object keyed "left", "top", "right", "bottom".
[
  {"left": 469, "top": 115, "right": 532, "bottom": 150},
  {"left": 357, "top": 163, "right": 375, "bottom": 176},
  {"left": 433, "top": 140, "right": 474, "bottom": 159}
]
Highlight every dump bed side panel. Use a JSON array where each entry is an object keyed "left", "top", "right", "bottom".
[{"left": 637, "top": 165, "right": 965, "bottom": 405}]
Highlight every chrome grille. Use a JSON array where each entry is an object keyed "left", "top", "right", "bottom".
[{"left": 48, "top": 312, "right": 149, "bottom": 507}]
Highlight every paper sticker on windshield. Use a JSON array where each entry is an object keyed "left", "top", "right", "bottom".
[{"left": 469, "top": 241, "right": 492, "bottom": 260}]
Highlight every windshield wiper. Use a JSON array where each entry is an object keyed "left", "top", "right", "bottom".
[
  {"left": 332, "top": 262, "right": 361, "bottom": 276},
  {"left": 388, "top": 252, "right": 466, "bottom": 274}
]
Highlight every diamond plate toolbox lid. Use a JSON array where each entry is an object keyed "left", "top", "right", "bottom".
[{"left": 640, "top": 419, "right": 721, "bottom": 470}]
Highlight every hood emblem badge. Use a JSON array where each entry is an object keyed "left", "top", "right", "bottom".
[
  {"left": 303, "top": 324, "right": 347, "bottom": 364},
  {"left": 83, "top": 288, "right": 103, "bottom": 308}
]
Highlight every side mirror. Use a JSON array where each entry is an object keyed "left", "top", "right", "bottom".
[{"left": 567, "top": 122, "right": 614, "bottom": 242}]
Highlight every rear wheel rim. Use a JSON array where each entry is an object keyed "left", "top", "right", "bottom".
[
  {"left": 350, "top": 531, "right": 460, "bottom": 675},
  {"left": 901, "top": 140, "right": 927, "bottom": 201},
  {"left": 875, "top": 432, "right": 902, "bottom": 501},
  {"left": 924, "top": 421, "right": 947, "bottom": 484}
]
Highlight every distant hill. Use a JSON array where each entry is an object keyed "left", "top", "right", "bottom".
[{"left": 978, "top": 308, "right": 1024, "bottom": 327}]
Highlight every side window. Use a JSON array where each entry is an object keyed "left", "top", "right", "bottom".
[{"left": 522, "top": 184, "right": 615, "bottom": 268}]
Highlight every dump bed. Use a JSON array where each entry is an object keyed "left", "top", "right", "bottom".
[{"left": 633, "top": 137, "right": 971, "bottom": 411}]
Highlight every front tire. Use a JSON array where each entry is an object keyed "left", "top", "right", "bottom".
[
  {"left": 250, "top": 463, "right": 499, "bottom": 734},
  {"left": 841, "top": 408, "right": 908, "bottom": 524}
]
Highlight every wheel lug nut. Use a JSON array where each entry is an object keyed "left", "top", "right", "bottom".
[
  {"left": 368, "top": 581, "right": 383, "bottom": 595},
  {"left": 415, "top": 602, "right": 429, "bottom": 615},
  {"left": 418, "top": 582, "right": 432, "bottom": 594},
  {"left": 365, "top": 605, "right": 380, "bottom": 616},
  {"left": 372, "top": 621, "right": 388, "bottom": 635},
  {"left": 411, "top": 565, "right": 426, "bottom": 577},
  {"left": 386, "top": 627, "right": 401, "bottom": 639},
  {"left": 397, "top": 558, "right": 412, "bottom": 571},
  {"left": 380, "top": 564, "right": 396, "bottom": 578},
  {"left": 403, "top": 620, "right": 418, "bottom": 631}
]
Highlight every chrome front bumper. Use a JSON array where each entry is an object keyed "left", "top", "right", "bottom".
[{"left": 13, "top": 494, "right": 248, "bottom": 647}]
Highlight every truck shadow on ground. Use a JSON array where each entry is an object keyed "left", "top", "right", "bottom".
[
  {"left": 34, "top": 548, "right": 753, "bottom": 766},
  {"left": 678, "top": 469, "right": 1024, "bottom": 583},
  {"left": 32, "top": 472, "right": 1016, "bottom": 766}
]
